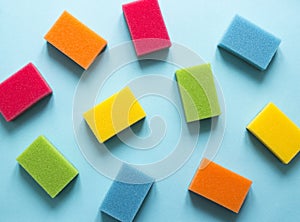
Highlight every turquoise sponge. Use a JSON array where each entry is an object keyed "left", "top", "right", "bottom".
[
  {"left": 16, "top": 136, "right": 78, "bottom": 198},
  {"left": 100, "top": 165, "right": 154, "bottom": 222},
  {"left": 218, "top": 15, "right": 281, "bottom": 71}
]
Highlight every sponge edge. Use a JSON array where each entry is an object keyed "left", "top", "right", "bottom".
[
  {"left": 44, "top": 11, "right": 107, "bottom": 69},
  {"left": 100, "top": 164, "right": 154, "bottom": 222},
  {"left": 189, "top": 158, "right": 252, "bottom": 213},
  {"left": 16, "top": 136, "right": 78, "bottom": 198},
  {"left": 0, "top": 63, "right": 52, "bottom": 121},
  {"left": 218, "top": 15, "right": 281, "bottom": 71},
  {"left": 122, "top": 0, "right": 171, "bottom": 56},
  {"left": 247, "top": 102, "right": 300, "bottom": 164}
]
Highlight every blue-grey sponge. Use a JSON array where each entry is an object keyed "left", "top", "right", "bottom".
[
  {"left": 100, "top": 164, "right": 154, "bottom": 222},
  {"left": 218, "top": 15, "right": 281, "bottom": 71}
]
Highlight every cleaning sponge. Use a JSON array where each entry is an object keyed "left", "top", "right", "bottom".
[
  {"left": 100, "top": 164, "right": 154, "bottom": 222},
  {"left": 189, "top": 158, "right": 252, "bottom": 213},
  {"left": 175, "top": 64, "right": 221, "bottom": 122},
  {"left": 0, "top": 63, "right": 52, "bottom": 121},
  {"left": 17, "top": 136, "right": 78, "bottom": 198},
  {"left": 218, "top": 15, "right": 281, "bottom": 71},
  {"left": 247, "top": 102, "right": 300, "bottom": 164},
  {"left": 122, "top": 0, "right": 171, "bottom": 56},
  {"left": 83, "top": 87, "right": 146, "bottom": 143},
  {"left": 45, "top": 11, "right": 107, "bottom": 69}
]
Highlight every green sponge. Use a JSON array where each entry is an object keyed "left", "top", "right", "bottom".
[
  {"left": 16, "top": 136, "right": 78, "bottom": 198},
  {"left": 175, "top": 64, "right": 221, "bottom": 122}
]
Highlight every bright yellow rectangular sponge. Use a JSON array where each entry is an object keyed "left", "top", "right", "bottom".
[
  {"left": 83, "top": 87, "right": 146, "bottom": 143},
  {"left": 247, "top": 102, "right": 300, "bottom": 164}
]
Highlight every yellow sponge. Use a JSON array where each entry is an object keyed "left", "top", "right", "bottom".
[
  {"left": 83, "top": 87, "right": 146, "bottom": 143},
  {"left": 247, "top": 102, "right": 300, "bottom": 164}
]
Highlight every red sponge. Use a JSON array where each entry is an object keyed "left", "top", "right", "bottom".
[
  {"left": 122, "top": 0, "right": 171, "bottom": 56},
  {"left": 0, "top": 63, "right": 52, "bottom": 121}
]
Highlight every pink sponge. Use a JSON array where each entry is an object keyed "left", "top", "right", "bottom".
[
  {"left": 0, "top": 63, "right": 52, "bottom": 121},
  {"left": 122, "top": 0, "right": 171, "bottom": 56}
]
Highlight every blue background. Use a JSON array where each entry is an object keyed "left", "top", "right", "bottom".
[{"left": 1, "top": 0, "right": 300, "bottom": 221}]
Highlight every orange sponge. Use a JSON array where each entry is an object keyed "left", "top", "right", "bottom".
[
  {"left": 44, "top": 11, "right": 107, "bottom": 69},
  {"left": 189, "top": 159, "right": 252, "bottom": 213}
]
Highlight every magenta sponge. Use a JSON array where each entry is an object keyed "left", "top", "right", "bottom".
[
  {"left": 0, "top": 63, "right": 52, "bottom": 121},
  {"left": 122, "top": 0, "right": 171, "bottom": 56}
]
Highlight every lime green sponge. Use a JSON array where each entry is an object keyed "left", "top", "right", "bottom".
[
  {"left": 175, "top": 64, "right": 221, "bottom": 122},
  {"left": 16, "top": 136, "right": 78, "bottom": 198}
]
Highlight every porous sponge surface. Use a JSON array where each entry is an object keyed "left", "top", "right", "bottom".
[
  {"left": 0, "top": 63, "right": 52, "bottom": 121},
  {"left": 247, "top": 102, "right": 300, "bottom": 164},
  {"left": 100, "top": 164, "right": 154, "bottom": 222},
  {"left": 175, "top": 63, "right": 221, "bottom": 122},
  {"left": 83, "top": 87, "right": 146, "bottom": 143},
  {"left": 218, "top": 15, "right": 281, "bottom": 70},
  {"left": 122, "top": 0, "right": 171, "bottom": 56},
  {"left": 16, "top": 136, "right": 78, "bottom": 198},
  {"left": 44, "top": 11, "right": 107, "bottom": 69},
  {"left": 189, "top": 159, "right": 252, "bottom": 213}
]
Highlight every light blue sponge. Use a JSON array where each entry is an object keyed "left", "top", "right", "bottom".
[
  {"left": 218, "top": 15, "right": 281, "bottom": 71},
  {"left": 100, "top": 165, "right": 154, "bottom": 222}
]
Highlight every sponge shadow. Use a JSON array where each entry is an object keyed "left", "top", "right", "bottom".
[
  {"left": 46, "top": 43, "right": 84, "bottom": 77},
  {"left": 99, "top": 212, "right": 118, "bottom": 222},
  {"left": 137, "top": 48, "right": 170, "bottom": 67},
  {"left": 188, "top": 191, "right": 239, "bottom": 222},
  {"left": 0, "top": 95, "right": 53, "bottom": 132},
  {"left": 104, "top": 119, "right": 146, "bottom": 151},
  {"left": 184, "top": 117, "right": 215, "bottom": 139},
  {"left": 246, "top": 131, "right": 300, "bottom": 174},
  {"left": 216, "top": 48, "right": 280, "bottom": 83},
  {"left": 18, "top": 164, "right": 79, "bottom": 208}
]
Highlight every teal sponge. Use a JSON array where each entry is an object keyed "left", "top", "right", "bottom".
[
  {"left": 175, "top": 63, "right": 221, "bottom": 122},
  {"left": 100, "top": 164, "right": 154, "bottom": 222},
  {"left": 218, "top": 15, "right": 281, "bottom": 70},
  {"left": 16, "top": 136, "right": 78, "bottom": 198}
]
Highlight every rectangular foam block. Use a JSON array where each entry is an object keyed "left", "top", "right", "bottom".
[
  {"left": 44, "top": 11, "right": 107, "bottom": 69},
  {"left": 83, "top": 87, "right": 146, "bottom": 143},
  {"left": 100, "top": 164, "right": 154, "bottom": 222},
  {"left": 0, "top": 63, "right": 52, "bottom": 121},
  {"left": 122, "top": 0, "right": 171, "bottom": 56},
  {"left": 16, "top": 136, "right": 78, "bottom": 198},
  {"left": 175, "top": 64, "right": 221, "bottom": 122},
  {"left": 189, "top": 158, "right": 252, "bottom": 213},
  {"left": 218, "top": 15, "right": 281, "bottom": 71},
  {"left": 247, "top": 102, "right": 300, "bottom": 164}
]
